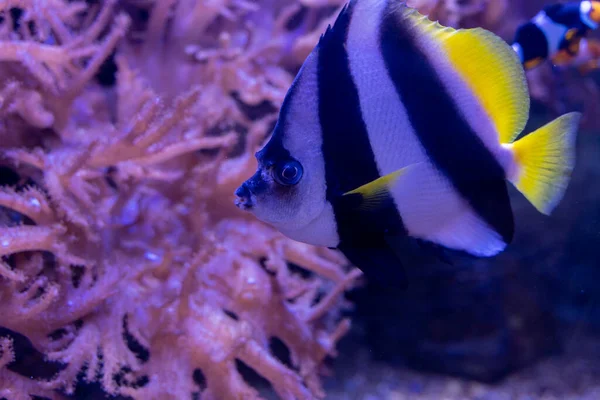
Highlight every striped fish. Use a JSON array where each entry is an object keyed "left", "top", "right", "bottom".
[
  {"left": 513, "top": 1, "right": 600, "bottom": 70},
  {"left": 235, "top": 0, "right": 581, "bottom": 286}
]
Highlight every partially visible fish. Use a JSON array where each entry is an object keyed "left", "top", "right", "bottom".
[
  {"left": 235, "top": 0, "right": 581, "bottom": 287},
  {"left": 512, "top": 1, "right": 600, "bottom": 69}
]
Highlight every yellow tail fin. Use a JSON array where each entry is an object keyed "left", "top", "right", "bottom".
[{"left": 509, "top": 112, "right": 581, "bottom": 215}]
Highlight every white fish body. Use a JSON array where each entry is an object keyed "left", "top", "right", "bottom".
[{"left": 235, "top": 0, "right": 581, "bottom": 284}]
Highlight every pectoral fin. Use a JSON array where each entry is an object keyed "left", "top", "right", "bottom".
[{"left": 342, "top": 164, "right": 419, "bottom": 211}]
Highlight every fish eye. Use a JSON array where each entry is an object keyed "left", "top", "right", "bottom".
[{"left": 274, "top": 160, "right": 303, "bottom": 186}]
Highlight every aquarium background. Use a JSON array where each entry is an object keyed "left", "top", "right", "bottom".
[{"left": 0, "top": 0, "right": 599, "bottom": 399}]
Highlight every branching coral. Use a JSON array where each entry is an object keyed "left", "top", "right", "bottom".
[
  {"left": 0, "top": 0, "right": 130, "bottom": 132},
  {"left": 0, "top": 337, "right": 64, "bottom": 400},
  {"left": 0, "top": 1, "right": 360, "bottom": 399}
]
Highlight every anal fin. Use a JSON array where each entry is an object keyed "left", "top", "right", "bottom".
[
  {"left": 410, "top": 238, "right": 480, "bottom": 267},
  {"left": 338, "top": 233, "right": 458, "bottom": 289},
  {"left": 339, "top": 242, "right": 409, "bottom": 290},
  {"left": 387, "top": 163, "right": 513, "bottom": 257}
]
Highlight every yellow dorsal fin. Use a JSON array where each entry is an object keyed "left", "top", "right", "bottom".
[{"left": 400, "top": 6, "right": 530, "bottom": 144}]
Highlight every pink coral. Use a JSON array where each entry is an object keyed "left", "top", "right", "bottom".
[{"left": 0, "top": 1, "right": 360, "bottom": 399}]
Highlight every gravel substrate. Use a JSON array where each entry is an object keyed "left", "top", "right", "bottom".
[{"left": 322, "top": 333, "right": 600, "bottom": 399}]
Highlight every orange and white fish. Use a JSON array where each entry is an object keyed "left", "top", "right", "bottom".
[{"left": 513, "top": 1, "right": 600, "bottom": 70}]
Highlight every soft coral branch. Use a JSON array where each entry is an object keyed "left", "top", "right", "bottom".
[
  {"left": 0, "top": 337, "right": 65, "bottom": 400},
  {"left": 0, "top": 186, "right": 55, "bottom": 225},
  {"left": 0, "top": 1, "right": 359, "bottom": 399},
  {"left": 0, "top": 225, "right": 63, "bottom": 256},
  {"left": 63, "top": 13, "right": 131, "bottom": 101}
]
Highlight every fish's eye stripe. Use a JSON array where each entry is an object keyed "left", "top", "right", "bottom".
[
  {"left": 317, "top": 2, "right": 406, "bottom": 245},
  {"left": 258, "top": 51, "right": 308, "bottom": 165},
  {"left": 379, "top": 3, "right": 514, "bottom": 243}
]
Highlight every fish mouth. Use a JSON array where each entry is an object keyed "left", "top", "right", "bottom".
[
  {"left": 234, "top": 196, "right": 253, "bottom": 211},
  {"left": 234, "top": 183, "right": 254, "bottom": 211}
]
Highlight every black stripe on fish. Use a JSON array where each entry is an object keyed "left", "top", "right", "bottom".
[
  {"left": 253, "top": 61, "right": 304, "bottom": 197},
  {"left": 544, "top": 3, "right": 586, "bottom": 27},
  {"left": 513, "top": 21, "right": 549, "bottom": 63},
  {"left": 255, "top": 75, "right": 298, "bottom": 168},
  {"left": 317, "top": 2, "right": 407, "bottom": 248},
  {"left": 379, "top": 3, "right": 515, "bottom": 244}
]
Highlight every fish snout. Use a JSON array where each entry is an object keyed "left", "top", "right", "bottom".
[{"left": 234, "top": 183, "right": 254, "bottom": 210}]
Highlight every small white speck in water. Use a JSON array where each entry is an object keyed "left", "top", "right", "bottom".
[
  {"left": 29, "top": 198, "right": 41, "bottom": 208},
  {"left": 67, "top": 300, "right": 73, "bottom": 307},
  {"left": 210, "top": 349, "right": 227, "bottom": 363},
  {"left": 183, "top": 130, "right": 196, "bottom": 139},
  {"left": 167, "top": 279, "right": 181, "bottom": 291},
  {"left": 1, "top": 240, "right": 9, "bottom": 247},
  {"left": 145, "top": 252, "right": 160, "bottom": 262},
  {"left": 246, "top": 277, "right": 256, "bottom": 284}
]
